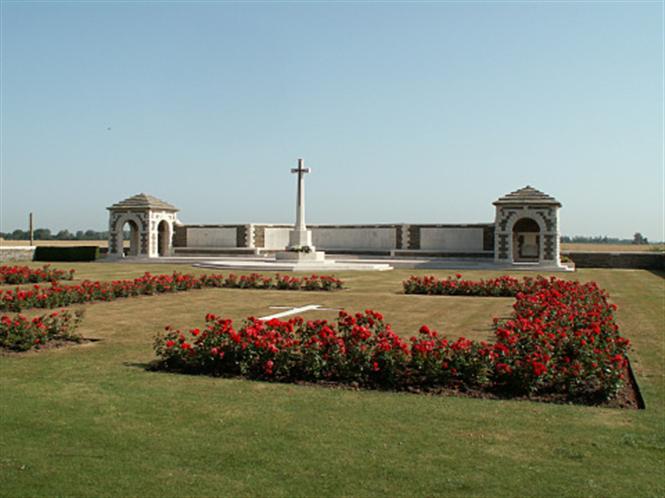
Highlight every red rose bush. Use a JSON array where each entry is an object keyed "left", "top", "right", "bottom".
[
  {"left": 0, "top": 310, "right": 83, "bottom": 351},
  {"left": 155, "top": 276, "right": 631, "bottom": 403},
  {"left": 0, "top": 265, "right": 75, "bottom": 285},
  {"left": 155, "top": 310, "right": 414, "bottom": 388},
  {"left": 403, "top": 273, "right": 539, "bottom": 296},
  {"left": 491, "top": 278, "right": 630, "bottom": 398},
  {"left": 0, "top": 272, "right": 343, "bottom": 312}
]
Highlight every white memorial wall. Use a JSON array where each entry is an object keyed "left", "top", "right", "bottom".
[
  {"left": 419, "top": 227, "right": 484, "bottom": 252},
  {"left": 186, "top": 227, "right": 237, "bottom": 247}
]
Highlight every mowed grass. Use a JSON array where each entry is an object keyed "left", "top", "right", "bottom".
[{"left": 0, "top": 263, "right": 663, "bottom": 497}]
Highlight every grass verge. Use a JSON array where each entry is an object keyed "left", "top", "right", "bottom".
[{"left": 0, "top": 264, "right": 663, "bottom": 496}]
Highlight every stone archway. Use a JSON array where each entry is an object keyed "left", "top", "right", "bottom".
[
  {"left": 157, "top": 220, "right": 171, "bottom": 257},
  {"left": 107, "top": 194, "right": 179, "bottom": 258},
  {"left": 112, "top": 213, "right": 145, "bottom": 257},
  {"left": 493, "top": 186, "right": 562, "bottom": 267},
  {"left": 512, "top": 217, "right": 540, "bottom": 262},
  {"left": 122, "top": 219, "right": 140, "bottom": 256}
]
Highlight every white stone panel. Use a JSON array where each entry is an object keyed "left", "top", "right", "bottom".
[
  {"left": 264, "top": 228, "right": 291, "bottom": 250},
  {"left": 419, "top": 228, "right": 484, "bottom": 252},
  {"left": 312, "top": 228, "right": 396, "bottom": 250},
  {"left": 187, "top": 227, "right": 237, "bottom": 247}
]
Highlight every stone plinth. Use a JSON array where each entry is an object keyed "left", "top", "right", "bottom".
[
  {"left": 275, "top": 249, "right": 326, "bottom": 261},
  {"left": 288, "top": 229, "right": 313, "bottom": 248}
]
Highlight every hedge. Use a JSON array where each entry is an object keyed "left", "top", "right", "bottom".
[{"left": 34, "top": 246, "right": 99, "bottom": 262}]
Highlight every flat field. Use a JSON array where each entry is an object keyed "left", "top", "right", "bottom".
[
  {"left": 561, "top": 242, "right": 664, "bottom": 253},
  {"left": 1, "top": 263, "right": 663, "bottom": 497}
]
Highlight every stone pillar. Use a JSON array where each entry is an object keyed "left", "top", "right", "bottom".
[{"left": 494, "top": 206, "right": 512, "bottom": 263}]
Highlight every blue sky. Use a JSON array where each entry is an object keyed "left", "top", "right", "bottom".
[{"left": 1, "top": 1, "right": 663, "bottom": 239}]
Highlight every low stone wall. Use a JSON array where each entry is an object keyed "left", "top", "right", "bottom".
[
  {"left": 0, "top": 246, "right": 36, "bottom": 262},
  {"left": 175, "top": 223, "right": 495, "bottom": 254},
  {"left": 565, "top": 251, "right": 665, "bottom": 270}
]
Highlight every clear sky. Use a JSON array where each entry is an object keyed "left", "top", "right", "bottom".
[{"left": 1, "top": 1, "right": 663, "bottom": 239}]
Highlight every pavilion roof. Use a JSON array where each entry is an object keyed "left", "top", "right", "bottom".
[
  {"left": 107, "top": 193, "right": 178, "bottom": 211},
  {"left": 493, "top": 186, "right": 561, "bottom": 207}
]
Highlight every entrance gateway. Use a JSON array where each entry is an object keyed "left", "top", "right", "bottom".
[
  {"left": 492, "top": 186, "right": 562, "bottom": 266},
  {"left": 106, "top": 166, "right": 563, "bottom": 268},
  {"left": 107, "top": 194, "right": 178, "bottom": 258}
]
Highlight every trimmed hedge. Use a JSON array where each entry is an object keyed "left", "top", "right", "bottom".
[{"left": 34, "top": 246, "right": 99, "bottom": 262}]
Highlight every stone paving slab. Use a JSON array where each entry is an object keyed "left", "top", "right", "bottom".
[{"left": 102, "top": 255, "right": 574, "bottom": 272}]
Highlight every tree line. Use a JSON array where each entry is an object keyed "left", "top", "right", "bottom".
[
  {"left": 1, "top": 229, "right": 110, "bottom": 240},
  {"left": 560, "top": 233, "right": 650, "bottom": 244}
]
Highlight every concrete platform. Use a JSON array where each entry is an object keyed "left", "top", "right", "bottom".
[
  {"left": 193, "top": 258, "right": 393, "bottom": 272},
  {"left": 103, "top": 254, "right": 574, "bottom": 272}
]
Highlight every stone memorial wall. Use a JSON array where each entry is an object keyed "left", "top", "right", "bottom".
[
  {"left": 173, "top": 223, "right": 494, "bottom": 254},
  {"left": 110, "top": 185, "right": 565, "bottom": 268}
]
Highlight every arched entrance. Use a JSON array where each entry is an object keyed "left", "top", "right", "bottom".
[
  {"left": 122, "top": 220, "right": 140, "bottom": 256},
  {"left": 512, "top": 218, "right": 540, "bottom": 262},
  {"left": 157, "top": 220, "right": 170, "bottom": 256},
  {"left": 107, "top": 194, "right": 179, "bottom": 258}
]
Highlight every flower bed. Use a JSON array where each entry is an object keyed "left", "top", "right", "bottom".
[
  {"left": 154, "top": 277, "right": 631, "bottom": 404},
  {"left": 403, "top": 274, "right": 533, "bottom": 296},
  {"left": 0, "top": 272, "right": 343, "bottom": 312},
  {"left": 0, "top": 310, "right": 83, "bottom": 351},
  {"left": 0, "top": 265, "right": 75, "bottom": 285}
]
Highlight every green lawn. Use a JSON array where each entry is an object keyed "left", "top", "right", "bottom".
[{"left": 1, "top": 263, "right": 663, "bottom": 497}]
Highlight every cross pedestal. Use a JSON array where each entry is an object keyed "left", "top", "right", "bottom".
[{"left": 288, "top": 227, "right": 313, "bottom": 249}]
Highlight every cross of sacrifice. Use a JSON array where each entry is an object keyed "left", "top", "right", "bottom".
[{"left": 291, "top": 158, "right": 311, "bottom": 231}]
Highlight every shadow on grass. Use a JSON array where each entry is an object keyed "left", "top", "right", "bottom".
[
  {"left": 124, "top": 360, "right": 233, "bottom": 378},
  {"left": 125, "top": 359, "right": 644, "bottom": 410},
  {"left": 647, "top": 269, "right": 665, "bottom": 280},
  {"left": 1, "top": 337, "right": 102, "bottom": 355},
  {"left": 123, "top": 361, "right": 153, "bottom": 371}
]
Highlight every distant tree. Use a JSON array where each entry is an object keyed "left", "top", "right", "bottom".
[
  {"left": 33, "top": 228, "right": 51, "bottom": 240},
  {"left": 566, "top": 235, "right": 630, "bottom": 244},
  {"left": 11, "top": 229, "right": 27, "bottom": 240},
  {"left": 55, "top": 229, "right": 74, "bottom": 240},
  {"left": 0, "top": 228, "right": 109, "bottom": 240},
  {"left": 633, "top": 232, "right": 648, "bottom": 245}
]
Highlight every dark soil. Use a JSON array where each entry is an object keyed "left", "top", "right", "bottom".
[
  {"left": 0, "top": 337, "right": 98, "bottom": 355},
  {"left": 149, "top": 360, "right": 644, "bottom": 410}
]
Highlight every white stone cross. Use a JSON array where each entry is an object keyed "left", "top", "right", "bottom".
[
  {"left": 259, "top": 304, "right": 340, "bottom": 321},
  {"left": 291, "top": 158, "right": 311, "bottom": 229},
  {"left": 288, "top": 158, "right": 313, "bottom": 248}
]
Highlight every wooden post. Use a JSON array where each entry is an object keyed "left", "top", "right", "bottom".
[{"left": 29, "top": 212, "right": 34, "bottom": 245}]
